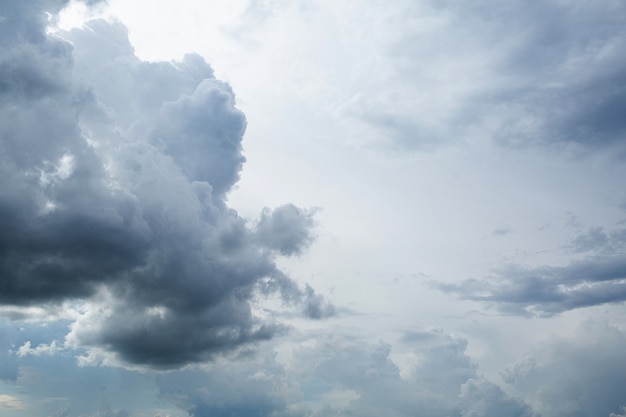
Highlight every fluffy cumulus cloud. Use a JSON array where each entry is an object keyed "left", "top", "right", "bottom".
[
  {"left": 154, "top": 328, "right": 536, "bottom": 417},
  {"left": 287, "top": 329, "right": 535, "bottom": 417},
  {"left": 0, "top": 0, "right": 331, "bottom": 371},
  {"left": 459, "top": 379, "right": 536, "bottom": 417},
  {"left": 502, "top": 320, "right": 626, "bottom": 417},
  {"left": 156, "top": 357, "right": 295, "bottom": 417},
  {"left": 255, "top": 204, "right": 317, "bottom": 256},
  {"left": 437, "top": 225, "right": 626, "bottom": 316}
]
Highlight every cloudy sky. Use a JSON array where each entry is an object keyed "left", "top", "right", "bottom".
[{"left": 1, "top": 0, "right": 626, "bottom": 416}]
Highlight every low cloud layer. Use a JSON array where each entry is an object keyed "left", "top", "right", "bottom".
[
  {"left": 436, "top": 226, "right": 626, "bottom": 316},
  {"left": 6, "top": 319, "right": 626, "bottom": 417},
  {"left": 0, "top": 0, "right": 331, "bottom": 370},
  {"left": 503, "top": 320, "right": 626, "bottom": 417},
  {"left": 154, "top": 328, "right": 535, "bottom": 417}
]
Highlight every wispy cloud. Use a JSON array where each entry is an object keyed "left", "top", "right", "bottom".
[
  {"left": 0, "top": 394, "right": 24, "bottom": 409},
  {"left": 436, "top": 226, "right": 626, "bottom": 316}
]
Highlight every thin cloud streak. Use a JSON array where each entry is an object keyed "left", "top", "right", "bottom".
[{"left": 436, "top": 226, "right": 626, "bottom": 316}]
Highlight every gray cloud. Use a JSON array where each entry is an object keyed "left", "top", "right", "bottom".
[
  {"left": 345, "top": 0, "right": 626, "bottom": 151},
  {"left": 437, "top": 226, "right": 626, "bottom": 316},
  {"left": 0, "top": 0, "right": 332, "bottom": 370},
  {"left": 502, "top": 320, "right": 626, "bottom": 417},
  {"left": 474, "top": 0, "right": 626, "bottom": 150},
  {"left": 157, "top": 361, "right": 291, "bottom": 417},
  {"left": 78, "top": 409, "right": 129, "bottom": 417},
  {"left": 459, "top": 378, "right": 536, "bottom": 417},
  {"left": 151, "top": 77, "right": 247, "bottom": 197},
  {"left": 438, "top": 258, "right": 626, "bottom": 316},
  {"left": 569, "top": 226, "right": 626, "bottom": 255},
  {"left": 47, "top": 405, "right": 71, "bottom": 417},
  {"left": 302, "top": 284, "right": 336, "bottom": 319},
  {"left": 154, "top": 328, "right": 537, "bottom": 417},
  {"left": 492, "top": 227, "right": 512, "bottom": 237},
  {"left": 290, "top": 329, "right": 535, "bottom": 417},
  {"left": 255, "top": 204, "right": 317, "bottom": 256},
  {"left": 611, "top": 408, "right": 626, "bottom": 417}
]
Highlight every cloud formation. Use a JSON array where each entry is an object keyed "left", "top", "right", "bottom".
[
  {"left": 255, "top": 204, "right": 317, "bottom": 256},
  {"left": 155, "top": 328, "right": 535, "bottom": 417},
  {"left": 2, "top": 2, "right": 625, "bottom": 417},
  {"left": 503, "top": 320, "right": 626, "bottom": 417},
  {"left": 437, "top": 226, "right": 626, "bottom": 316},
  {"left": 0, "top": 394, "right": 24, "bottom": 410},
  {"left": 7, "top": 317, "right": 625, "bottom": 417},
  {"left": 336, "top": 0, "right": 626, "bottom": 151},
  {"left": 0, "top": 0, "right": 331, "bottom": 370},
  {"left": 459, "top": 378, "right": 536, "bottom": 417}
]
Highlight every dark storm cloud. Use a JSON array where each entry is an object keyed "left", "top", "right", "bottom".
[
  {"left": 69, "top": 290, "right": 285, "bottom": 368},
  {"left": 437, "top": 227, "right": 626, "bottom": 316},
  {"left": 0, "top": 0, "right": 332, "bottom": 370},
  {"left": 0, "top": 1, "right": 141, "bottom": 306}
]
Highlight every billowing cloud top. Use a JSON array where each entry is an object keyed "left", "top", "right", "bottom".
[{"left": 0, "top": 0, "right": 332, "bottom": 370}]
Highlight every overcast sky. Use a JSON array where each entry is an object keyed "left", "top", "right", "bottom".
[{"left": 1, "top": 0, "right": 626, "bottom": 416}]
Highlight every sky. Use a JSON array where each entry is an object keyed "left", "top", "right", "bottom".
[{"left": 1, "top": 0, "right": 626, "bottom": 416}]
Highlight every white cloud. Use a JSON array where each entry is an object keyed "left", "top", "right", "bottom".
[
  {"left": 610, "top": 406, "right": 626, "bottom": 417},
  {"left": 0, "top": 394, "right": 24, "bottom": 409},
  {"left": 17, "top": 340, "right": 61, "bottom": 357},
  {"left": 503, "top": 319, "right": 626, "bottom": 417}
]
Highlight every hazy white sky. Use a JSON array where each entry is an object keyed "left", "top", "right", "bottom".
[{"left": 2, "top": 1, "right": 626, "bottom": 416}]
